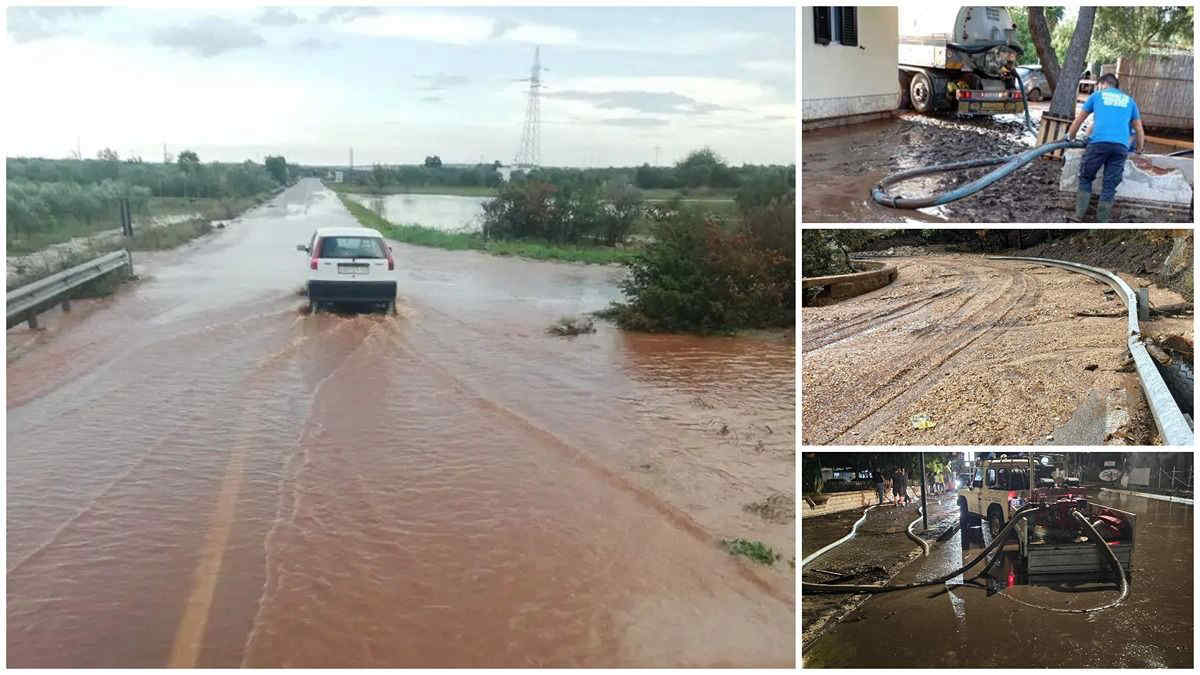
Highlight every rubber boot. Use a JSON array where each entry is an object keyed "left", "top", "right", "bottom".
[
  {"left": 1096, "top": 200, "right": 1114, "bottom": 223},
  {"left": 1072, "top": 190, "right": 1091, "bottom": 222}
]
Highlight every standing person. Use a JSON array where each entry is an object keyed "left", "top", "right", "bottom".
[
  {"left": 893, "top": 467, "right": 906, "bottom": 506},
  {"left": 1066, "top": 72, "right": 1146, "bottom": 222},
  {"left": 872, "top": 468, "right": 885, "bottom": 506}
]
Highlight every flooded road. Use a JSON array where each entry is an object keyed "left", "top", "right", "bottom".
[
  {"left": 7, "top": 178, "right": 795, "bottom": 666},
  {"left": 803, "top": 492, "right": 1193, "bottom": 667},
  {"left": 345, "top": 192, "right": 488, "bottom": 232}
]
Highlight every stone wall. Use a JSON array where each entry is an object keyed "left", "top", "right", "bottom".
[{"left": 802, "top": 260, "right": 898, "bottom": 305}]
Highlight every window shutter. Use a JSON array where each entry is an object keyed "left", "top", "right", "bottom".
[
  {"left": 838, "top": 7, "right": 858, "bottom": 47},
  {"left": 813, "top": 7, "right": 832, "bottom": 45}
]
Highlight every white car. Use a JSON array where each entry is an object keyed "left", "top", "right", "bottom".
[{"left": 297, "top": 226, "right": 396, "bottom": 314}]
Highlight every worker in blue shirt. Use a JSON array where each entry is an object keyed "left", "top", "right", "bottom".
[{"left": 1066, "top": 73, "right": 1146, "bottom": 222}]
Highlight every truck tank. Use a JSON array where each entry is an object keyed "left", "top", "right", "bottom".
[{"left": 899, "top": 6, "right": 1025, "bottom": 115}]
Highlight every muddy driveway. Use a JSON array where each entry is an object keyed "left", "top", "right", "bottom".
[
  {"left": 7, "top": 178, "right": 794, "bottom": 666},
  {"left": 802, "top": 491, "right": 1193, "bottom": 667},
  {"left": 802, "top": 108, "right": 1189, "bottom": 223},
  {"left": 802, "top": 253, "right": 1189, "bottom": 444}
]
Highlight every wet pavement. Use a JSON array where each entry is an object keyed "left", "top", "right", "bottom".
[
  {"left": 7, "top": 178, "right": 794, "bottom": 666},
  {"left": 802, "top": 104, "right": 1190, "bottom": 223},
  {"left": 802, "top": 492, "right": 1193, "bottom": 667}
]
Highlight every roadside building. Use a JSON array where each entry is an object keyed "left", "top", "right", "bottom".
[{"left": 802, "top": 6, "right": 899, "bottom": 129}]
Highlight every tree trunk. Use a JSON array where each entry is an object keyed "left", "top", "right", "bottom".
[
  {"left": 1029, "top": 7, "right": 1061, "bottom": 93},
  {"left": 1048, "top": 7, "right": 1097, "bottom": 120}
]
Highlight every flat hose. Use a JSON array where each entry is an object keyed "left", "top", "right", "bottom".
[
  {"left": 872, "top": 137, "right": 1088, "bottom": 209},
  {"left": 991, "top": 509, "right": 1130, "bottom": 613},
  {"left": 802, "top": 504, "right": 1046, "bottom": 594},
  {"left": 800, "top": 504, "right": 880, "bottom": 569}
]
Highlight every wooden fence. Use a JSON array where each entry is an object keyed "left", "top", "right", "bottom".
[{"left": 1117, "top": 53, "right": 1193, "bottom": 131}]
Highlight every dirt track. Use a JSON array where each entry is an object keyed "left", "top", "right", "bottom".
[{"left": 802, "top": 254, "right": 1187, "bottom": 445}]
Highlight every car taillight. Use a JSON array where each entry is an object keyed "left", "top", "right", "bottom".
[
  {"left": 310, "top": 257, "right": 318, "bottom": 270},
  {"left": 387, "top": 252, "right": 394, "bottom": 271}
]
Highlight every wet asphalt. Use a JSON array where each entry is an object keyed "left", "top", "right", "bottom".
[{"left": 802, "top": 491, "right": 1192, "bottom": 667}]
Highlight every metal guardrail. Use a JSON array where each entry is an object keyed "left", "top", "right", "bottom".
[
  {"left": 989, "top": 255, "right": 1193, "bottom": 446},
  {"left": 7, "top": 249, "right": 132, "bottom": 329}
]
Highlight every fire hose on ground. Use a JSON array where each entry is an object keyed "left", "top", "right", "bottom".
[
  {"left": 871, "top": 136, "right": 1088, "bottom": 209},
  {"left": 802, "top": 503, "right": 1130, "bottom": 613}
]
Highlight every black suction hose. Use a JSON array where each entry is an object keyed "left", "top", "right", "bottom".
[
  {"left": 872, "top": 137, "right": 1088, "bottom": 209},
  {"left": 1010, "top": 67, "right": 1038, "bottom": 135},
  {"left": 802, "top": 504, "right": 1046, "bottom": 594}
]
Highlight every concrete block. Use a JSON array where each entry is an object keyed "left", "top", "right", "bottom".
[{"left": 1060, "top": 150, "right": 1193, "bottom": 206}]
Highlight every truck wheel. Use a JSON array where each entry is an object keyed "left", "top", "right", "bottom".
[
  {"left": 988, "top": 506, "right": 1005, "bottom": 539},
  {"left": 958, "top": 497, "right": 970, "bottom": 529},
  {"left": 910, "top": 72, "right": 935, "bottom": 114}
]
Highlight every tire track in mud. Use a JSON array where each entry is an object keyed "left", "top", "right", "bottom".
[
  {"left": 817, "top": 259, "right": 1041, "bottom": 443},
  {"left": 802, "top": 261, "right": 976, "bottom": 353}
]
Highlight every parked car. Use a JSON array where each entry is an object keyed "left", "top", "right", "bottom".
[
  {"left": 297, "top": 226, "right": 397, "bottom": 314},
  {"left": 1016, "top": 65, "right": 1053, "bottom": 102}
]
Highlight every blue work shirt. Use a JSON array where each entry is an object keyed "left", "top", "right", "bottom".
[{"left": 1082, "top": 88, "right": 1141, "bottom": 145}]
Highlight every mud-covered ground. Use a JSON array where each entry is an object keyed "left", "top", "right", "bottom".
[
  {"left": 801, "top": 492, "right": 960, "bottom": 650},
  {"left": 802, "top": 254, "right": 1190, "bottom": 445},
  {"left": 802, "top": 104, "right": 1189, "bottom": 223}
]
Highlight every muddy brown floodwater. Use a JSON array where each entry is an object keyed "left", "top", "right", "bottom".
[
  {"left": 7, "top": 178, "right": 794, "bottom": 667},
  {"left": 802, "top": 254, "right": 1186, "bottom": 445},
  {"left": 803, "top": 491, "right": 1193, "bottom": 667}
]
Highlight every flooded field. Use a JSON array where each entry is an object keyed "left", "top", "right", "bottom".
[
  {"left": 345, "top": 192, "right": 489, "bottom": 232},
  {"left": 803, "top": 491, "right": 1193, "bottom": 667},
  {"left": 7, "top": 179, "right": 794, "bottom": 666}
]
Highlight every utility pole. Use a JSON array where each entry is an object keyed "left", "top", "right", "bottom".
[
  {"left": 654, "top": 145, "right": 661, "bottom": 166},
  {"left": 920, "top": 451, "right": 928, "bottom": 530},
  {"left": 349, "top": 147, "right": 354, "bottom": 171}
]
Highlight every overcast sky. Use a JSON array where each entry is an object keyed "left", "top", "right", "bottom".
[{"left": 6, "top": 6, "right": 795, "bottom": 167}]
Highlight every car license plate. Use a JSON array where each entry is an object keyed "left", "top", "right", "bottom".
[{"left": 338, "top": 263, "right": 369, "bottom": 275}]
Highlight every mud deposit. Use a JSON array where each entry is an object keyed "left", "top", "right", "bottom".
[
  {"left": 803, "top": 492, "right": 1193, "bottom": 667},
  {"left": 7, "top": 179, "right": 794, "bottom": 667},
  {"left": 802, "top": 111, "right": 1190, "bottom": 223},
  {"left": 802, "top": 254, "right": 1187, "bottom": 445}
]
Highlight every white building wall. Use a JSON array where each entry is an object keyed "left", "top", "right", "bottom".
[{"left": 802, "top": 6, "right": 900, "bottom": 121}]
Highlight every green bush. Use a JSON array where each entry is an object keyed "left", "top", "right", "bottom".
[{"left": 600, "top": 191, "right": 795, "bottom": 334}]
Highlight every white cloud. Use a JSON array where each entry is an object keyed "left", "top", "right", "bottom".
[
  {"left": 339, "top": 12, "right": 494, "bottom": 45},
  {"left": 499, "top": 22, "right": 578, "bottom": 46},
  {"left": 556, "top": 76, "right": 772, "bottom": 107},
  {"left": 742, "top": 59, "right": 794, "bottom": 76}
]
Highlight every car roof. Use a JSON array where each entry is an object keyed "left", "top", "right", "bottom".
[{"left": 314, "top": 226, "right": 384, "bottom": 237}]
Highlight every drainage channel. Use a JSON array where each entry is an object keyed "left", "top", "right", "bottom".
[{"left": 988, "top": 255, "right": 1193, "bottom": 446}]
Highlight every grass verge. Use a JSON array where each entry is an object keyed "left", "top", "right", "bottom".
[
  {"left": 721, "top": 538, "right": 781, "bottom": 565},
  {"left": 336, "top": 193, "right": 639, "bottom": 265}
]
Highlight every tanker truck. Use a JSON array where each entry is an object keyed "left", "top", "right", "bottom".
[{"left": 899, "top": 6, "right": 1026, "bottom": 116}]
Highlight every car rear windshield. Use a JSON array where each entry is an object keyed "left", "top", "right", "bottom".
[{"left": 318, "top": 236, "right": 386, "bottom": 259}]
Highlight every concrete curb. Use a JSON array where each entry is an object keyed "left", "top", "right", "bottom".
[
  {"left": 1098, "top": 487, "right": 1194, "bottom": 505},
  {"left": 802, "top": 260, "right": 898, "bottom": 305}
]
